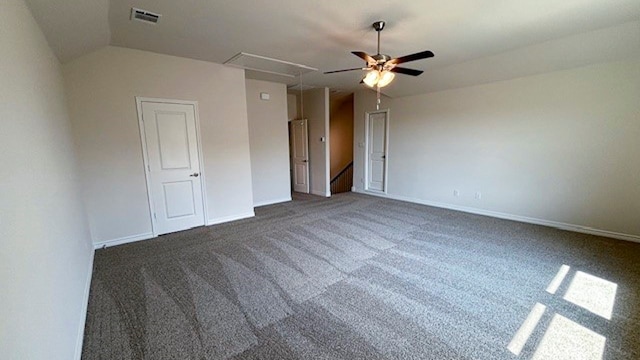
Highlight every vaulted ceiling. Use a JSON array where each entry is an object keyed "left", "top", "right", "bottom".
[{"left": 26, "top": 0, "right": 640, "bottom": 97}]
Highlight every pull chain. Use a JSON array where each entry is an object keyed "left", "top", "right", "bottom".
[{"left": 376, "top": 85, "right": 381, "bottom": 110}]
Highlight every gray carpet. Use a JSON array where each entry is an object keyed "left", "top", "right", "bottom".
[{"left": 82, "top": 192, "right": 640, "bottom": 359}]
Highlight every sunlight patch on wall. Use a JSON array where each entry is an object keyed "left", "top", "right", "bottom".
[
  {"left": 532, "top": 314, "right": 606, "bottom": 360},
  {"left": 563, "top": 271, "right": 617, "bottom": 320}
]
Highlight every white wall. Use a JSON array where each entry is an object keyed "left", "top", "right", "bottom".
[
  {"left": 354, "top": 59, "right": 640, "bottom": 240},
  {"left": 64, "top": 46, "right": 255, "bottom": 246},
  {"left": 0, "top": 1, "right": 94, "bottom": 359},
  {"left": 303, "top": 88, "right": 331, "bottom": 197},
  {"left": 246, "top": 79, "right": 292, "bottom": 206}
]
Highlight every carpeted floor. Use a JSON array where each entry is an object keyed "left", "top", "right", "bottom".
[{"left": 82, "top": 192, "right": 640, "bottom": 359}]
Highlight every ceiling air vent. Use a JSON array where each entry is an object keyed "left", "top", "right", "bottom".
[{"left": 131, "top": 8, "right": 161, "bottom": 24}]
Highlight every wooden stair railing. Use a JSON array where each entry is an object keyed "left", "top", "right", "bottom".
[{"left": 330, "top": 162, "right": 353, "bottom": 194}]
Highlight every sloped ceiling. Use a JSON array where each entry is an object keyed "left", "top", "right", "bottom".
[
  {"left": 26, "top": 0, "right": 640, "bottom": 97},
  {"left": 25, "top": 0, "right": 111, "bottom": 63}
]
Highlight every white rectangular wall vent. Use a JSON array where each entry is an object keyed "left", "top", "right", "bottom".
[{"left": 131, "top": 8, "right": 161, "bottom": 24}]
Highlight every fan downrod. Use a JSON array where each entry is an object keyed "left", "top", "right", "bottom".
[{"left": 372, "top": 21, "right": 385, "bottom": 55}]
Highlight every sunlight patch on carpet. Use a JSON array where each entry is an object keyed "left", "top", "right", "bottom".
[
  {"left": 507, "top": 302, "right": 546, "bottom": 355},
  {"left": 546, "top": 264, "right": 571, "bottom": 294},
  {"left": 532, "top": 314, "right": 606, "bottom": 360},
  {"left": 564, "top": 271, "right": 617, "bottom": 320}
]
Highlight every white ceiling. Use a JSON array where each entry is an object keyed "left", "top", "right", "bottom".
[{"left": 26, "top": 0, "right": 640, "bottom": 97}]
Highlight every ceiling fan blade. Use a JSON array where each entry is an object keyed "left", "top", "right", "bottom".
[
  {"left": 324, "top": 67, "right": 366, "bottom": 74},
  {"left": 352, "top": 51, "right": 376, "bottom": 64},
  {"left": 390, "top": 67, "right": 424, "bottom": 76},
  {"left": 388, "top": 50, "right": 434, "bottom": 65}
]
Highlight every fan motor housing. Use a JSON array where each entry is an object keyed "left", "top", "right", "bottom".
[{"left": 372, "top": 54, "right": 391, "bottom": 63}]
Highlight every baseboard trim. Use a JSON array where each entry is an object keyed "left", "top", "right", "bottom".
[
  {"left": 311, "top": 190, "right": 331, "bottom": 197},
  {"left": 74, "top": 247, "right": 95, "bottom": 360},
  {"left": 354, "top": 189, "right": 640, "bottom": 243},
  {"left": 93, "top": 232, "right": 155, "bottom": 249},
  {"left": 254, "top": 197, "right": 292, "bottom": 207},
  {"left": 92, "top": 211, "right": 259, "bottom": 248},
  {"left": 207, "top": 211, "right": 255, "bottom": 226}
]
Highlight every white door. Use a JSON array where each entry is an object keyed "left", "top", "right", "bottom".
[
  {"left": 140, "top": 101, "right": 205, "bottom": 235},
  {"left": 290, "top": 119, "right": 310, "bottom": 193},
  {"left": 366, "top": 111, "right": 388, "bottom": 192}
]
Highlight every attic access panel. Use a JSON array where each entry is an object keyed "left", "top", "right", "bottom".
[{"left": 224, "top": 52, "right": 317, "bottom": 78}]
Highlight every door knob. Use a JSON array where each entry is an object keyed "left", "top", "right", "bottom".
[
  {"left": 302, "top": 160, "right": 308, "bottom": 163},
  {"left": 190, "top": 173, "right": 199, "bottom": 177}
]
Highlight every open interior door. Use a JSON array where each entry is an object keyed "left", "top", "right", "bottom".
[{"left": 289, "top": 119, "right": 310, "bottom": 193}]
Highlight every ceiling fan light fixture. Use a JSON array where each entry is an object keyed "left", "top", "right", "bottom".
[
  {"left": 363, "top": 70, "right": 380, "bottom": 87},
  {"left": 324, "top": 20, "right": 433, "bottom": 90},
  {"left": 377, "top": 70, "right": 395, "bottom": 87},
  {"left": 362, "top": 69, "right": 395, "bottom": 88}
]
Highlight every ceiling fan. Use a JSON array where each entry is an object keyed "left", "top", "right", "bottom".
[{"left": 325, "top": 20, "right": 434, "bottom": 88}]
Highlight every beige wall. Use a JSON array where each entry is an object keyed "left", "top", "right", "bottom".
[
  {"left": 287, "top": 93, "right": 298, "bottom": 120},
  {"left": 303, "top": 88, "right": 331, "bottom": 196},
  {"left": 0, "top": 1, "right": 93, "bottom": 358},
  {"left": 330, "top": 93, "right": 354, "bottom": 178},
  {"left": 354, "top": 59, "right": 640, "bottom": 240},
  {"left": 246, "top": 79, "right": 292, "bottom": 206},
  {"left": 64, "top": 46, "right": 255, "bottom": 245}
]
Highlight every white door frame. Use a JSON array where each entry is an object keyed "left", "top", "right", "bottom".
[
  {"left": 364, "top": 109, "right": 390, "bottom": 194},
  {"left": 135, "top": 97, "right": 209, "bottom": 237}
]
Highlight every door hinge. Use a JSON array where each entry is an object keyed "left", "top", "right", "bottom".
[
  {"left": 153, "top": 212, "right": 157, "bottom": 219},
  {"left": 147, "top": 164, "right": 151, "bottom": 172}
]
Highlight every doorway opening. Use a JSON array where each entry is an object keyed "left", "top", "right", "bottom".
[
  {"left": 329, "top": 92, "right": 354, "bottom": 194},
  {"left": 287, "top": 87, "right": 331, "bottom": 197}
]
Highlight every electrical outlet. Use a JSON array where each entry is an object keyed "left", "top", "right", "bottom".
[
  {"left": 475, "top": 192, "right": 482, "bottom": 200},
  {"left": 453, "top": 190, "right": 460, "bottom": 197}
]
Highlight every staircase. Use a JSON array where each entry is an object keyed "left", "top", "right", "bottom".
[{"left": 330, "top": 162, "right": 353, "bottom": 194}]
